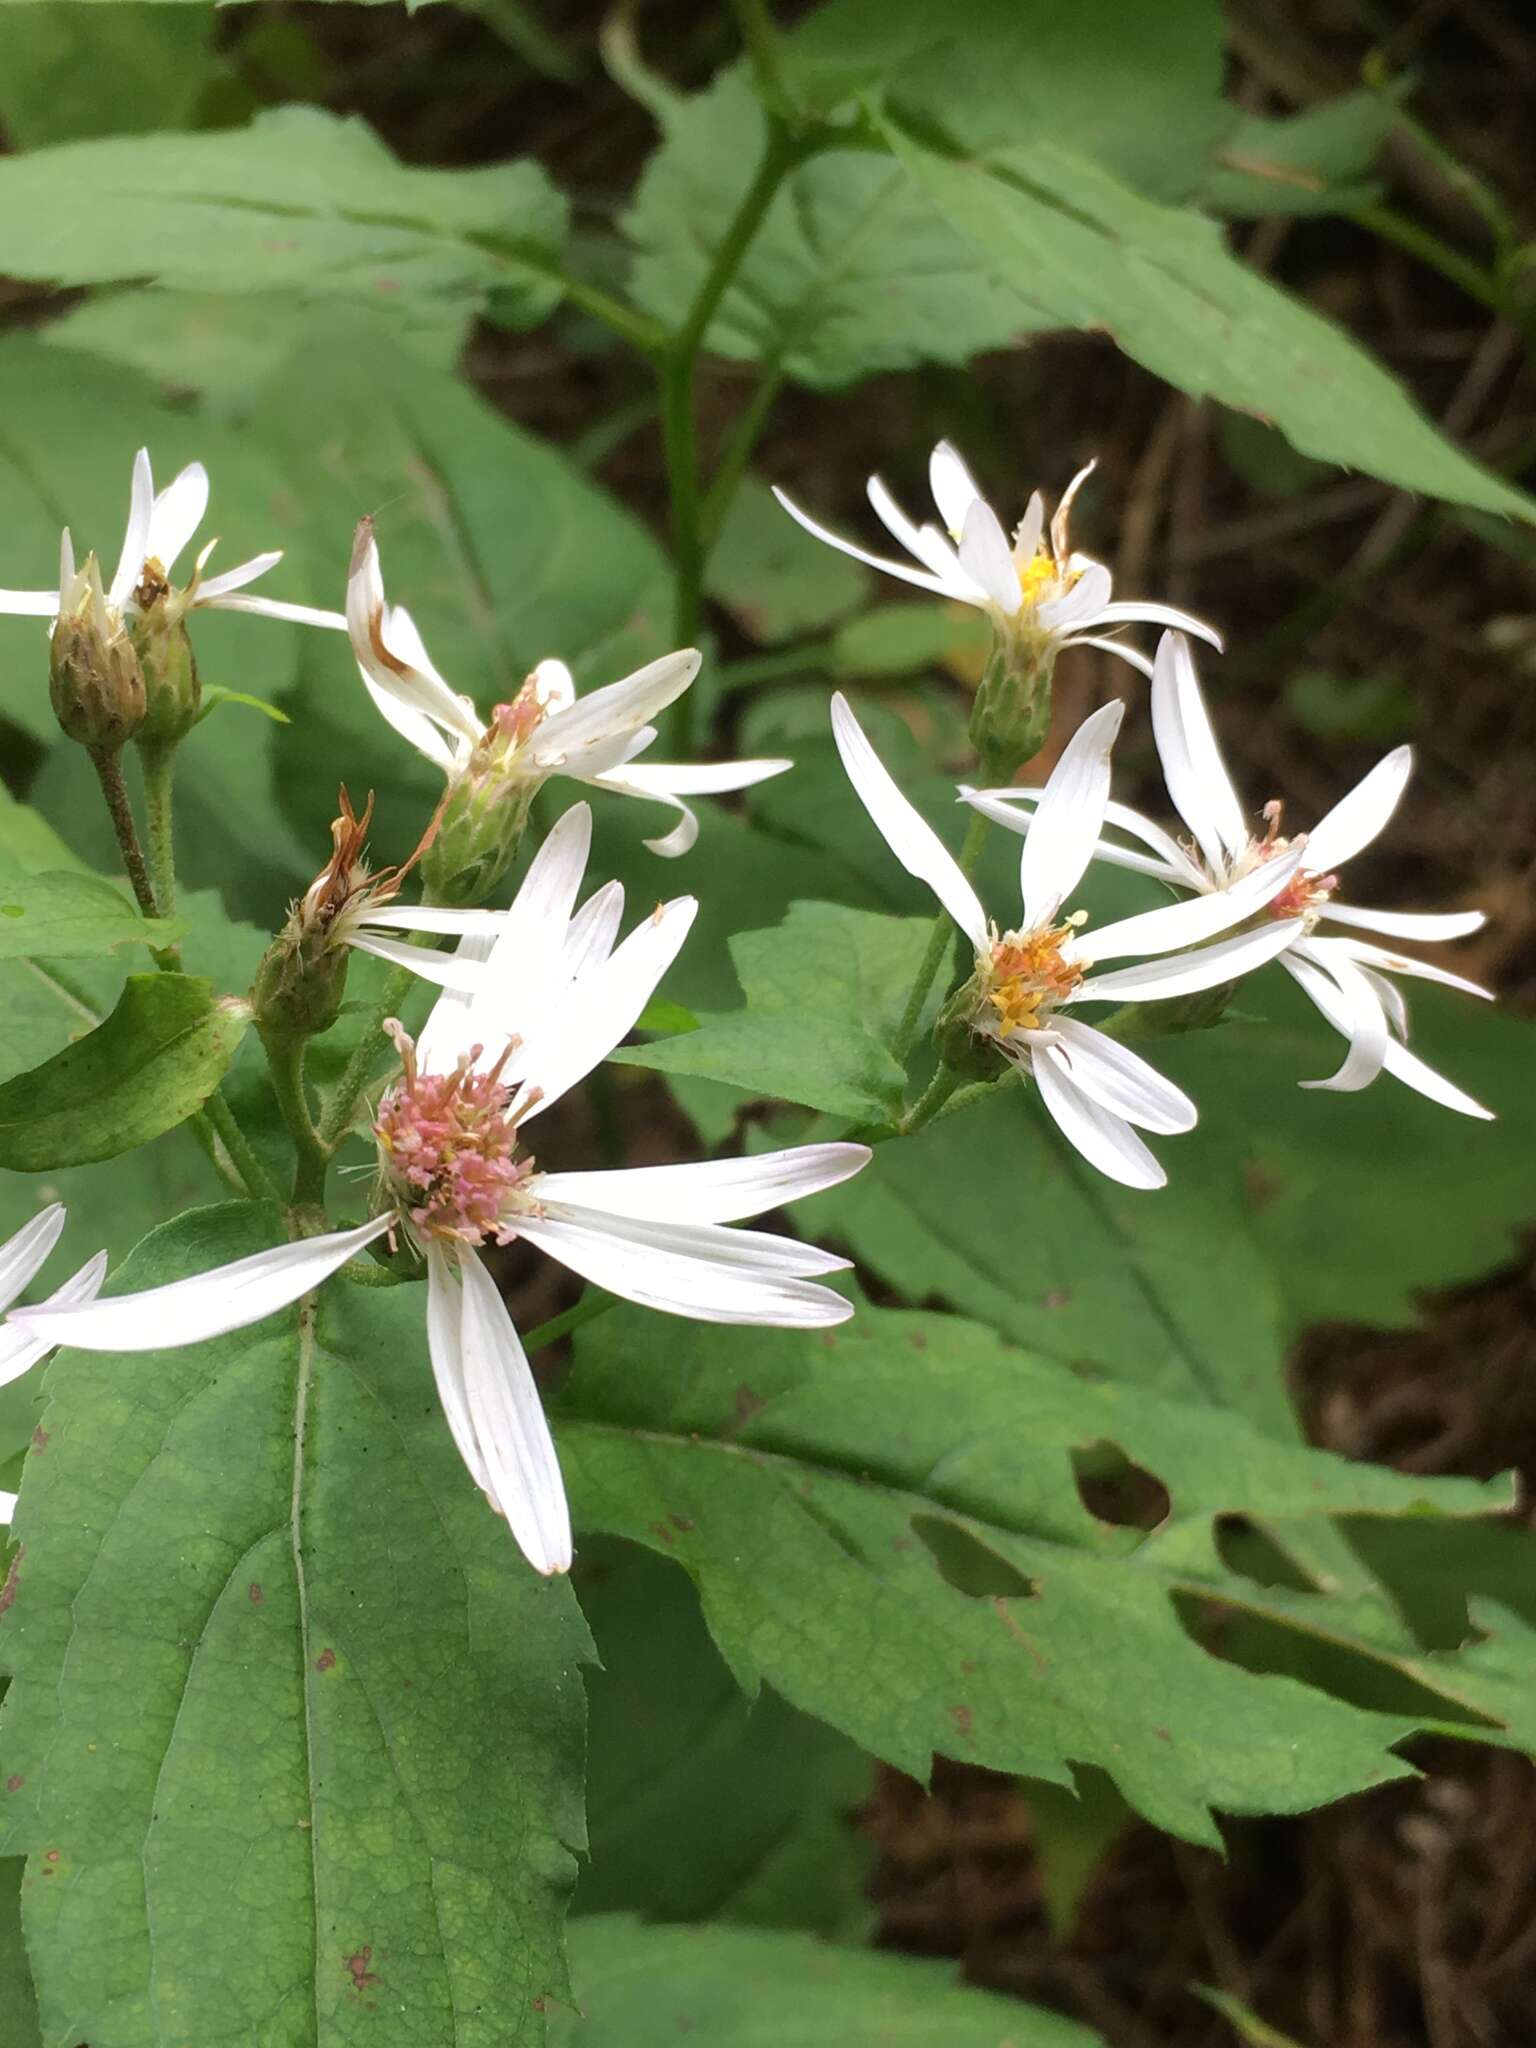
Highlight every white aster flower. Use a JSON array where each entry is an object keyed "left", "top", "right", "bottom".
[
  {"left": 775, "top": 442, "right": 1220, "bottom": 679},
  {"left": 8, "top": 805, "right": 869, "bottom": 1575},
  {"left": 0, "top": 1204, "right": 108, "bottom": 1395},
  {"left": 831, "top": 692, "right": 1307, "bottom": 1189},
  {"left": 0, "top": 447, "right": 345, "bottom": 635},
  {"left": 349, "top": 527, "right": 789, "bottom": 858},
  {"left": 963, "top": 632, "right": 1493, "bottom": 1117}
]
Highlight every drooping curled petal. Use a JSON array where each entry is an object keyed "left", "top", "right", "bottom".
[
  {"left": 1031, "top": 1044, "right": 1167, "bottom": 1191},
  {"left": 0, "top": 1204, "right": 66, "bottom": 1315},
  {"left": 582, "top": 755, "right": 792, "bottom": 857},
  {"left": 531, "top": 1141, "right": 870, "bottom": 1225},
  {"left": 1282, "top": 946, "right": 1390, "bottom": 1093},
  {"left": 347, "top": 524, "right": 482, "bottom": 768},
  {"left": 5, "top": 1215, "right": 392, "bottom": 1353},
  {"left": 442, "top": 1246, "right": 572, "bottom": 1575},
  {"left": 1020, "top": 698, "right": 1124, "bottom": 928},
  {"left": 0, "top": 1250, "right": 109, "bottom": 1389},
  {"left": 516, "top": 1208, "right": 854, "bottom": 1327},
  {"left": 1149, "top": 632, "right": 1247, "bottom": 873},
  {"left": 1076, "top": 599, "right": 1223, "bottom": 651},
  {"left": 830, "top": 692, "right": 989, "bottom": 952}
]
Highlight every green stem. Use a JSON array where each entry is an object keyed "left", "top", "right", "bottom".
[
  {"left": 200, "top": 1087, "right": 283, "bottom": 1202},
  {"left": 1348, "top": 201, "right": 1505, "bottom": 317},
  {"left": 524, "top": 1288, "right": 617, "bottom": 1355},
  {"left": 891, "top": 807, "right": 990, "bottom": 1060},
  {"left": 261, "top": 1028, "right": 329, "bottom": 1208},
  {"left": 730, "top": 0, "right": 796, "bottom": 122},
  {"left": 658, "top": 115, "right": 808, "bottom": 756},
  {"left": 87, "top": 744, "right": 172, "bottom": 955},
  {"left": 897, "top": 1064, "right": 963, "bottom": 1137},
  {"left": 698, "top": 362, "right": 787, "bottom": 554},
  {"left": 557, "top": 271, "right": 669, "bottom": 356},
  {"left": 137, "top": 739, "right": 178, "bottom": 918},
  {"left": 316, "top": 961, "right": 418, "bottom": 1151}
]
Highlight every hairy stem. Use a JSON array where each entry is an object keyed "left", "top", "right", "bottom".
[
  {"left": 891, "top": 807, "right": 990, "bottom": 1060},
  {"left": 897, "top": 1064, "right": 963, "bottom": 1137},
  {"left": 87, "top": 744, "right": 170, "bottom": 950},
  {"left": 200, "top": 1088, "right": 283, "bottom": 1202},
  {"left": 137, "top": 738, "right": 178, "bottom": 918},
  {"left": 261, "top": 1029, "right": 330, "bottom": 1209}
]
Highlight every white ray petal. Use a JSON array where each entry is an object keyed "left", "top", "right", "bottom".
[
  {"left": 0, "top": 587, "right": 63, "bottom": 618},
  {"left": 1382, "top": 1038, "right": 1493, "bottom": 1120},
  {"left": 772, "top": 487, "right": 967, "bottom": 601},
  {"left": 1359, "top": 965, "right": 1410, "bottom": 1038},
  {"left": 959, "top": 785, "right": 1197, "bottom": 888},
  {"left": 1043, "top": 1018, "right": 1195, "bottom": 1134},
  {"left": 1033, "top": 1049, "right": 1166, "bottom": 1189},
  {"left": 356, "top": 666, "right": 461, "bottom": 774},
  {"left": 203, "top": 593, "right": 348, "bottom": 629},
  {"left": 513, "top": 896, "right": 698, "bottom": 1116},
  {"left": 193, "top": 549, "right": 282, "bottom": 601},
  {"left": 1036, "top": 560, "right": 1112, "bottom": 632},
  {"left": 1050, "top": 461, "right": 1096, "bottom": 562},
  {"left": 109, "top": 448, "right": 154, "bottom": 609},
  {"left": 416, "top": 932, "right": 500, "bottom": 1076},
  {"left": 1020, "top": 699, "right": 1123, "bottom": 927},
  {"left": 347, "top": 528, "right": 482, "bottom": 748},
  {"left": 1013, "top": 491, "right": 1046, "bottom": 565},
  {"left": 532, "top": 1141, "right": 870, "bottom": 1225},
  {"left": 0, "top": 1489, "right": 14, "bottom": 1524},
  {"left": 356, "top": 904, "right": 509, "bottom": 935},
  {"left": 1076, "top": 847, "right": 1304, "bottom": 965},
  {"left": 928, "top": 441, "right": 987, "bottom": 539},
  {"left": 456, "top": 1246, "right": 571, "bottom": 1575},
  {"left": 867, "top": 474, "right": 964, "bottom": 582},
  {"left": 0, "top": 1250, "right": 108, "bottom": 1389},
  {"left": 5, "top": 1215, "right": 392, "bottom": 1353},
  {"left": 532, "top": 649, "right": 701, "bottom": 767},
  {"left": 583, "top": 755, "right": 792, "bottom": 858},
  {"left": 1304, "top": 746, "right": 1413, "bottom": 873},
  {"left": 1317, "top": 902, "right": 1486, "bottom": 942},
  {"left": 1064, "top": 633, "right": 1157, "bottom": 679},
  {"left": 1075, "top": 600, "right": 1223, "bottom": 650},
  {"left": 0, "top": 1204, "right": 66, "bottom": 1314},
  {"left": 1072, "top": 919, "right": 1305, "bottom": 1004},
  {"left": 425, "top": 1245, "right": 491, "bottom": 1495},
  {"left": 1281, "top": 947, "right": 1390, "bottom": 1092},
  {"left": 1150, "top": 632, "right": 1247, "bottom": 871},
  {"left": 959, "top": 499, "right": 1023, "bottom": 614},
  {"left": 1306, "top": 934, "right": 1493, "bottom": 1003},
  {"left": 344, "top": 931, "right": 494, "bottom": 992},
  {"left": 515, "top": 1211, "right": 853, "bottom": 1327},
  {"left": 831, "top": 693, "right": 988, "bottom": 952},
  {"left": 145, "top": 461, "right": 209, "bottom": 577},
  {"left": 447, "top": 803, "right": 594, "bottom": 1063},
  {"left": 563, "top": 881, "right": 625, "bottom": 979}
]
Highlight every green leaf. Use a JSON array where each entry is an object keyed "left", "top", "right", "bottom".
[
  {"left": 0, "top": 973, "right": 248, "bottom": 1169},
  {"left": 626, "top": 71, "right": 1036, "bottom": 390},
  {"left": 0, "top": 1862, "right": 41, "bottom": 2048},
  {"left": 614, "top": 901, "right": 935, "bottom": 1122},
  {"left": 889, "top": 123, "right": 1534, "bottom": 519},
  {"left": 0, "top": 871, "right": 183, "bottom": 961},
  {"left": 1202, "top": 91, "right": 1397, "bottom": 218},
  {"left": 558, "top": 1301, "right": 1518, "bottom": 1844},
  {"left": 706, "top": 476, "right": 869, "bottom": 643},
  {"left": 575, "top": 1536, "right": 873, "bottom": 1937},
  {"left": 0, "top": 107, "right": 569, "bottom": 328},
  {"left": 0, "top": 2, "right": 219, "bottom": 148},
  {"left": 195, "top": 685, "right": 291, "bottom": 725},
  {"left": 555, "top": 1916, "right": 1103, "bottom": 2047},
  {"left": 0, "top": 1202, "right": 590, "bottom": 2047}
]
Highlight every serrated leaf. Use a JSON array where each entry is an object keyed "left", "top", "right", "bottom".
[
  {"left": 889, "top": 123, "right": 1533, "bottom": 519},
  {"left": 0, "top": 972, "right": 248, "bottom": 1168},
  {"left": 626, "top": 71, "right": 1037, "bottom": 390},
  {"left": 575, "top": 1536, "right": 872, "bottom": 1937},
  {"left": 555, "top": 1916, "right": 1103, "bottom": 2047},
  {"left": 558, "top": 1302, "right": 1519, "bottom": 1844},
  {"left": 614, "top": 901, "right": 935, "bottom": 1122},
  {"left": 0, "top": 871, "right": 183, "bottom": 961},
  {"left": 0, "top": 1202, "right": 590, "bottom": 2048},
  {"left": 0, "top": 106, "right": 569, "bottom": 327}
]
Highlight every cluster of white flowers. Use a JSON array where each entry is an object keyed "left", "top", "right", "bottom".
[{"left": 0, "top": 443, "right": 1493, "bottom": 1570}]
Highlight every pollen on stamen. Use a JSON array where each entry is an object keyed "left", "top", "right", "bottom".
[
  {"left": 373, "top": 1023, "right": 534, "bottom": 1247},
  {"left": 984, "top": 925, "right": 1084, "bottom": 1038}
]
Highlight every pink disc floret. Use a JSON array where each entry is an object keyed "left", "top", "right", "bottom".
[{"left": 373, "top": 1023, "right": 535, "bottom": 1247}]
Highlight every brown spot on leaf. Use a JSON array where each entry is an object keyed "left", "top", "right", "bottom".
[
  {"left": 315, "top": 1648, "right": 337, "bottom": 1673},
  {"left": 650, "top": 1522, "right": 675, "bottom": 1547},
  {"left": 344, "top": 1946, "right": 378, "bottom": 1994},
  {"left": 30, "top": 1427, "right": 48, "bottom": 1451},
  {"left": 1043, "top": 1289, "right": 1072, "bottom": 1310},
  {"left": 909, "top": 1329, "right": 928, "bottom": 1350},
  {"left": 733, "top": 1383, "right": 765, "bottom": 1428},
  {"left": 6, "top": 1775, "right": 23, "bottom": 1792},
  {"left": 1243, "top": 1160, "right": 1283, "bottom": 1211},
  {"left": 668, "top": 1513, "right": 695, "bottom": 1533},
  {"left": 947, "top": 1705, "right": 975, "bottom": 1743},
  {"left": 44, "top": 1849, "right": 59, "bottom": 1864},
  {"left": 248, "top": 1583, "right": 263, "bottom": 1605},
  {"left": 0, "top": 1552, "right": 21, "bottom": 1616}
]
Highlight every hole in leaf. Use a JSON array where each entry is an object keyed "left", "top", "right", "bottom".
[
  {"left": 1213, "top": 1515, "right": 1321, "bottom": 1593},
  {"left": 1071, "top": 1439, "right": 1171, "bottom": 1532},
  {"left": 912, "top": 1514, "right": 1038, "bottom": 1599}
]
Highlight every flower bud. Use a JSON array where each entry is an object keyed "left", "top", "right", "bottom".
[
  {"left": 253, "top": 790, "right": 387, "bottom": 1041},
  {"left": 968, "top": 640, "right": 1055, "bottom": 783},
  {"left": 130, "top": 568, "right": 201, "bottom": 748},
  {"left": 932, "top": 974, "right": 1009, "bottom": 1084},
  {"left": 48, "top": 551, "right": 146, "bottom": 750}
]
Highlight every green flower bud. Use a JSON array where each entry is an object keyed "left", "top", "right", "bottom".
[
  {"left": 968, "top": 638, "right": 1055, "bottom": 783},
  {"left": 252, "top": 791, "right": 384, "bottom": 1042},
  {"left": 48, "top": 552, "right": 146, "bottom": 750},
  {"left": 130, "top": 572, "right": 201, "bottom": 748},
  {"left": 932, "top": 973, "right": 1008, "bottom": 1084},
  {"left": 419, "top": 686, "right": 547, "bottom": 908}
]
